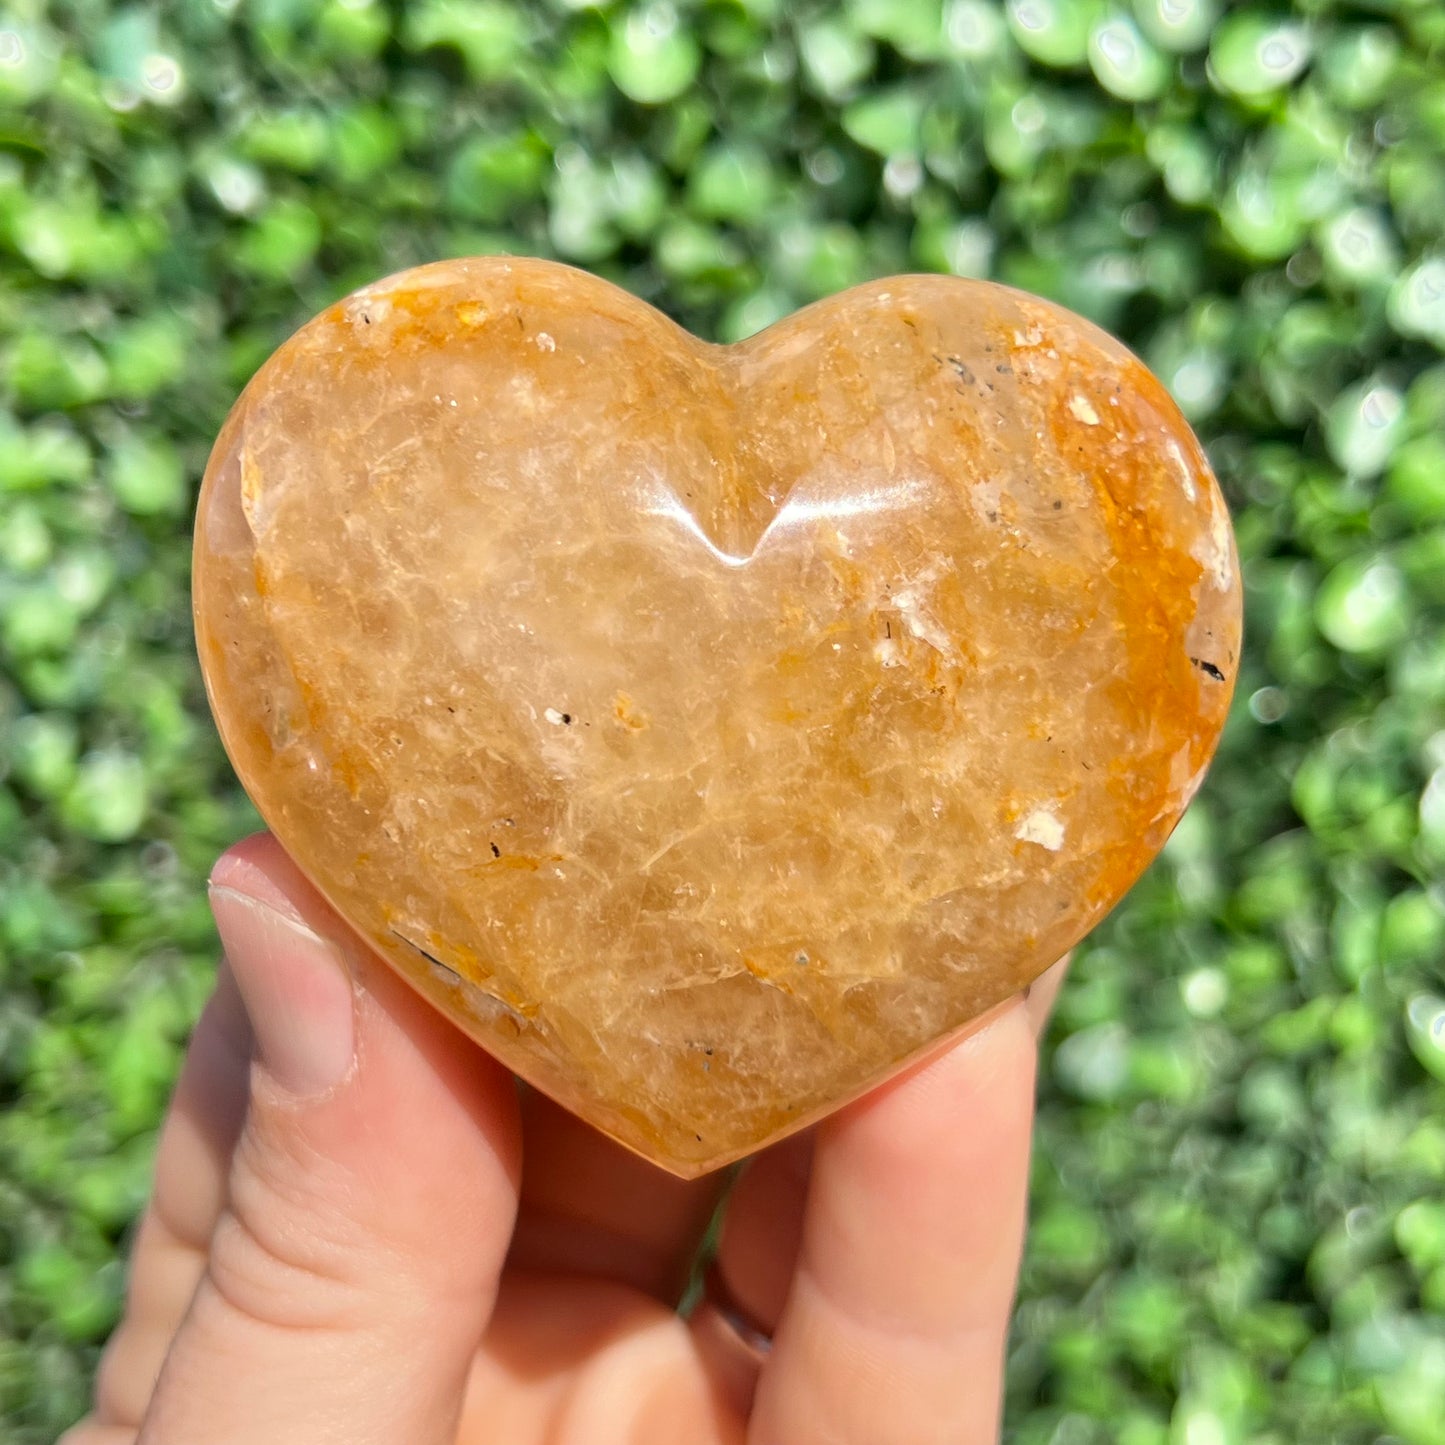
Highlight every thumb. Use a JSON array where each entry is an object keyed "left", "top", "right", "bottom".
[{"left": 139, "top": 835, "right": 521, "bottom": 1445}]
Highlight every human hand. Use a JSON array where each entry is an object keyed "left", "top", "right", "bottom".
[{"left": 62, "top": 832, "right": 1067, "bottom": 1445}]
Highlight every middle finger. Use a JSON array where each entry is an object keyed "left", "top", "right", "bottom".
[{"left": 508, "top": 1089, "right": 731, "bottom": 1304}]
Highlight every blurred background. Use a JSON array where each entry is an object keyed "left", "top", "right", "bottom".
[{"left": 0, "top": 0, "right": 1443, "bottom": 1440}]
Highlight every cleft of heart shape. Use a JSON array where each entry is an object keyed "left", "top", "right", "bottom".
[{"left": 193, "top": 257, "right": 1241, "bottom": 1176}]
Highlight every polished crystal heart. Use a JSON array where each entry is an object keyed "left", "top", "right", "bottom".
[{"left": 193, "top": 257, "right": 1241, "bottom": 1175}]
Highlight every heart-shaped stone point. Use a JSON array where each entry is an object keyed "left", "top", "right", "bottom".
[{"left": 194, "top": 258, "right": 1241, "bottom": 1176}]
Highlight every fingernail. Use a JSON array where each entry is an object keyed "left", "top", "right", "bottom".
[{"left": 209, "top": 875, "right": 356, "bottom": 1099}]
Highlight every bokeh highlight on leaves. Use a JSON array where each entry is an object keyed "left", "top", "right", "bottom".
[{"left": 1, "top": 0, "right": 1443, "bottom": 1440}]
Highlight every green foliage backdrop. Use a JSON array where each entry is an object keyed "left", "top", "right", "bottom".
[{"left": 1, "top": 0, "right": 1443, "bottom": 1439}]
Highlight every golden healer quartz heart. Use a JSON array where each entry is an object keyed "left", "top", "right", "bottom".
[{"left": 193, "top": 257, "right": 1241, "bottom": 1176}]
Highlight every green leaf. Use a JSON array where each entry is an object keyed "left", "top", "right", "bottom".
[
  {"left": 60, "top": 752, "right": 149, "bottom": 843},
  {"left": 446, "top": 131, "right": 551, "bottom": 222},
  {"left": 607, "top": 5, "right": 701, "bottom": 104},
  {"left": 1406, "top": 995, "right": 1445, "bottom": 1085},
  {"left": 848, "top": 0, "right": 945, "bottom": 59},
  {"left": 1088, "top": 15, "right": 1171, "bottom": 102},
  {"left": 1388, "top": 436, "right": 1445, "bottom": 525},
  {"left": 106, "top": 433, "right": 188, "bottom": 516},
  {"left": 1314, "top": 556, "right": 1409, "bottom": 656},
  {"left": 1325, "top": 379, "right": 1406, "bottom": 479},
  {"left": 1319, "top": 25, "right": 1399, "bottom": 110},
  {"left": 1396, "top": 1201, "right": 1445, "bottom": 1274},
  {"left": 235, "top": 198, "right": 323, "bottom": 280},
  {"left": 0, "top": 418, "right": 93, "bottom": 491},
  {"left": 1006, "top": 0, "right": 1097, "bottom": 68},
  {"left": 1209, "top": 15, "right": 1312, "bottom": 98},
  {"left": 104, "top": 315, "right": 192, "bottom": 399},
  {"left": 316, "top": 0, "right": 391, "bottom": 57},
  {"left": 403, "top": 0, "right": 528, "bottom": 81},
  {"left": 0, "top": 21, "right": 61, "bottom": 103},
  {"left": 799, "top": 18, "right": 875, "bottom": 97},
  {"left": 687, "top": 144, "right": 777, "bottom": 225},
  {"left": 6, "top": 336, "right": 109, "bottom": 411},
  {"left": 1131, "top": 0, "right": 1215, "bottom": 53},
  {"left": 1389, "top": 257, "right": 1445, "bottom": 350},
  {"left": 241, "top": 110, "right": 330, "bottom": 173},
  {"left": 842, "top": 87, "right": 927, "bottom": 156},
  {"left": 7, "top": 713, "right": 80, "bottom": 800},
  {"left": 1316, "top": 208, "right": 1400, "bottom": 291}
]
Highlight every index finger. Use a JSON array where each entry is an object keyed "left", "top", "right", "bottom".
[{"left": 746, "top": 1000, "right": 1038, "bottom": 1445}]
